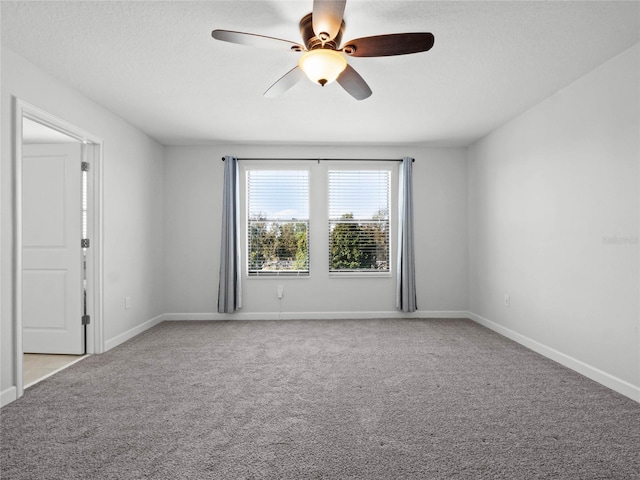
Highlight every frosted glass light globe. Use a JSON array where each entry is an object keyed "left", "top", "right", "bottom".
[{"left": 298, "top": 49, "right": 347, "bottom": 86}]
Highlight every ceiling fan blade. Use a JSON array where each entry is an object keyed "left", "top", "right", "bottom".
[
  {"left": 342, "top": 33, "right": 434, "bottom": 57},
  {"left": 264, "top": 66, "right": 305, "bottom": 98},
  {"left": 312, "top": 0, "right": 346, "bottom": 41},
  {"left": 336, "top": 64, "right": 372, "bottom": 101},
  {"left": 212, "top": 30, "right": 304, "bottom": 52}
]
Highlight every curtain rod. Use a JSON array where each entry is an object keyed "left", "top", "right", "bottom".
[{"left": 222, "top": 157, "right": 413, "bottom": 162}]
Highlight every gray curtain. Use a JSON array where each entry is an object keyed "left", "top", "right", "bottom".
[
  {"left": 396, "top": 157, "right": 417, "bottom": 312},
  {"left": 217, "top": 156, "right": 242, "bottom": 313}
]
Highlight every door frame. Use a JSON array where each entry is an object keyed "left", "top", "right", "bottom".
[{"left": 13, "top": 98, "right": 104, "bottom": 399}]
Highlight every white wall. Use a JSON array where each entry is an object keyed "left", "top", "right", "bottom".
[
  {"left": 5, "top": 37, "right": 636, "bottom": 407},
  {"left": 1, "top": 47, "right": 165, "bottom": 403},
  {"left": 163, "top": 145, "right": 468, "bottom": 319},
  {"left": 467, "top": 44, "right": 640, "bottom": 399}
]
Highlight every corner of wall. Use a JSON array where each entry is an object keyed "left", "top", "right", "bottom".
[
  {"left": 1, "top": 387, "right": 18, "bottom": 408},
  {"left": 468, "top": 311, "right": 640, "bottom": 403}
]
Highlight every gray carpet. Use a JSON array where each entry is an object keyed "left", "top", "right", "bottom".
[{"left": 1, "top": 319, "right": 639, "bottom": 479}]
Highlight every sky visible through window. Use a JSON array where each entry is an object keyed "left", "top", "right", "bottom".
[
  {"left": 248, "top": 170, "right": 309, "bottom": 220},
  {"left": 329, "top": 170, "right": 390, "bottom": 220},
  {"left": 248, "top": 169, "right": 390, "bottom": 220}
]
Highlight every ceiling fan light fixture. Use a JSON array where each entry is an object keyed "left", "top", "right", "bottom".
[{"left": 298, "top": 49, "right": 347, "bottom": 86}]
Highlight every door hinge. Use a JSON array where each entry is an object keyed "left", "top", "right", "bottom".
[
  {"left": 81, "top": 238, "right": 90, "bottom": 248},
  {"left": 81, "top": 161, "right": 90, "bottom": 172},
  {"left": 82, "top": 315, "right": 91, "bottom": 325}
]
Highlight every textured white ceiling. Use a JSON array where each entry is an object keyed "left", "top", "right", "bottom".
[{"left": 2, "top": 1, "right": 639, "bottom": 146}]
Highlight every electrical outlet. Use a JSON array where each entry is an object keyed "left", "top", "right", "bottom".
[
  {"left": 277, "top": 285, "right": 284, "bottom": 299},
  {"left": 125, "top": 296, "right": 131, "bottom": 309},
  {"left": 504, "top": 294, "right": 510, "bottom": 308}
]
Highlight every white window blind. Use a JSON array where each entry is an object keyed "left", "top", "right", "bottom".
[
  {"left": 247, "top": 170, "right": 309, "bottom": 276},
  {"left": 328, "top": 170, "right": 390, "bottom": 273}
]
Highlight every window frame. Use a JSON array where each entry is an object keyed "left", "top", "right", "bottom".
[
  {"left": 241, "top": 162, "right": 311, "bottom": 279},
  {"left": 327, "top": 165, "right": 393, "bottom": 278},
  {"left": 239, "top": 160, "right": 396, "bottom": 280}
]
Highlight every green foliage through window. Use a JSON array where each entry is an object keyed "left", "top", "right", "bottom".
[{"left": 248, "top": 219, "right": 309, "bottom": 274}]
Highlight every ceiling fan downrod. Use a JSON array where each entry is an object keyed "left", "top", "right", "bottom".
[{"left": 299, "top": 13, "right": 344, "bottom": 52}]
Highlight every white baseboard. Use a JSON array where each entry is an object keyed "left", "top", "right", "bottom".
[
  {"left": 468, "top": 311, "right": 640, "bottom": 403},
  {"left": 104, "top": 314, "right": 165, "bottom": 351},
  {"left": 1, "top": 386, "right": 17, "bottom": 408},
  {"left": 161, "top": 310, "right": 469, "bottom": 321},
  {"left": 161, "top": 312, "right": 220, "bottom": 321}
]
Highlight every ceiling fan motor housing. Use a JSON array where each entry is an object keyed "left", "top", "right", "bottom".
[{"left": 299, "top": 13, "right": 344, "bottom": 51}]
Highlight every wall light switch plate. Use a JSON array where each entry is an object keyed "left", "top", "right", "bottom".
[
  {"left": 277, "top": 285, "right": 284, "bottom": 299},
  {"left": 504, "top": 294, "right": 510, "bottom": 307}
]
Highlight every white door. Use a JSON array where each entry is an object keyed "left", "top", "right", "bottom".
[{"left": 22, "top": 143, "right": 84, "bottom": 354}]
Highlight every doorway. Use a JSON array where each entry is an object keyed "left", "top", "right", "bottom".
[
  {"left": 14, "top": 99, "right": 103, "bottom": 397},
  {"left": 23, "top": 354, "right": 86, "bottom": 387}
]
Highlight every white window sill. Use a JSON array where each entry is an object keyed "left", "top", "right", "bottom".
[{"left": 328, "top": 272, "right": 392, "bottom": 279}]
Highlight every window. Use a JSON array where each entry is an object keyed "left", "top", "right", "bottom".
[
  {"left": 247, "top": 170, "right": 309, "bottom": 276},
  {"left": 243, "top": 162, "right": 394, "bottom": 279},
  {"left": 328, "top": 170, "right": 390, "bottom": 274}
]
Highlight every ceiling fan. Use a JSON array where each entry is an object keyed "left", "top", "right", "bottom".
[{"left": 211, "top": 0, "right": 435, "bottom": 100}]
